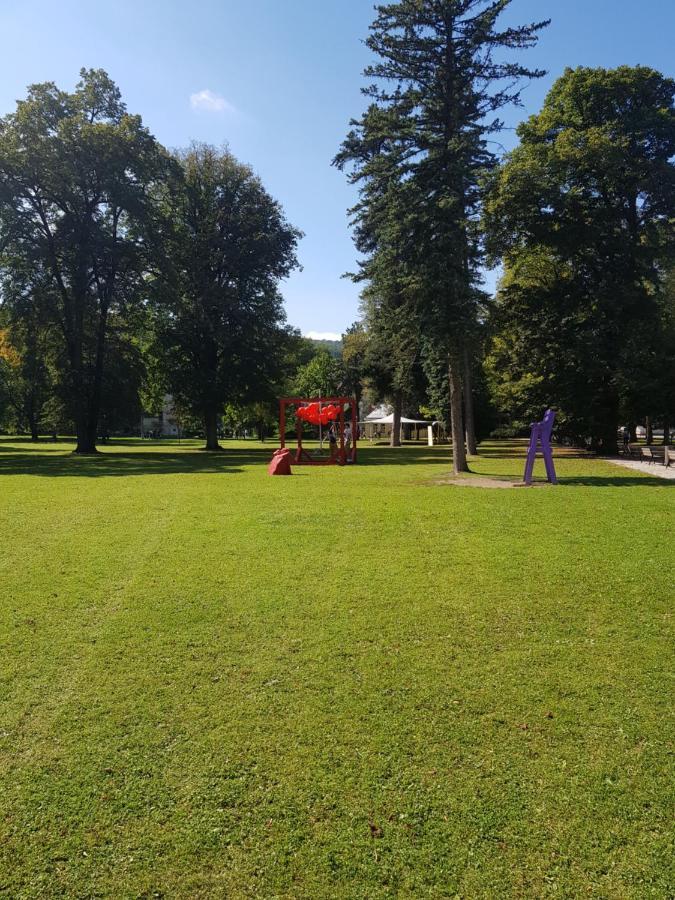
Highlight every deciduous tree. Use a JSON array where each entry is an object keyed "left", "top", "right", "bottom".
[
  {"left": 0, "top": 69, "right": 169, "bottom": 452},
  {"left": 484, "top": 66, "right": 675, "bottom": 450},
  {"left": 293, "top": 349, "right": 345, "bottom": 399},
  {"left": 153, "top": 144, "right": 301, "bottom": 450}
]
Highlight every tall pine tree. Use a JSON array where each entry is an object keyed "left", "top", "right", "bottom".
[{"left": 337, "top": 0, "right": 547, "bottom": 472}]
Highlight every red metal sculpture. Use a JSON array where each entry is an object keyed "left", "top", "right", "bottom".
[{"left": 278, "top": 397, "right": 357, "bottom": 465}]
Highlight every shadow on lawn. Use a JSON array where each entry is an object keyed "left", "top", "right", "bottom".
[
  {"left": 357, "top": 446, "right": 453, "bottom": 466},
  {"left": 0, "top": 446, "right": 251, "bottom": 477},
  {"left": 470, "top": 464, "right": 673, "bottom": 487},
  {"left": 558, "top": 474, "right": 674, "bottom": 488},
  {"left": 472, "top": 471, "right": 673, "bottom": 488},
  {"left": 474, "top": 440, "right": 591, "bottom": 460}
]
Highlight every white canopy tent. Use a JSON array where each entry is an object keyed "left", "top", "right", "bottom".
[
  {"left": 362, "top": 413, "right": 431, "bottom": 426},
  {"left": 360, "top": 411, "right": 438, "bottom": 445}
]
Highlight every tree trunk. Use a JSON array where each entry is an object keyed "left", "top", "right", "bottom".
[
  {"left": 645, "top": 416, "right": 653, "bottom": 445},
  {"left": 26, "top": 394, "right": 39, "bottom": 441},
  {"left": 598, "top": 411, "right": 619, "bottom": 455},
  {"left": 72, "top": 301, "right": 107, "bottom": 455},
  {"left": 86, "top": 419, "right": 99, "bottom": 450},
  {"left": 74, "top": 416, "right": 97, "bottom": 454},
  {"left": 72, "top": 384, "right": 98, "bottom": 453},
  {"left": 663, "top": 422, "right": 670, "bottom": 445},
  {"left": 390, "top": 392, "right": 402, "bottom": 447},
  {"left": 73, "top": 413, "right": 99, "bottom": 454},
  {"left": 629, "top": 422, "right": 637, "bottom": 442},
  {"left": 204, "top": 407, "right": 222, "bottom": 451},
  {"left": 449, "top": 356, "right": 468, "bottom": 474},
  {"left": 354, "top": 387, "right": 362, "bottom": 436},
  {"left": 462, "top": 345, "right": 477, "bottom": 456}
]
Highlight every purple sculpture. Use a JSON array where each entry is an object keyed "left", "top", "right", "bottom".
[{"left": 523, "top": 409, "right": 558, "bottom": 485}]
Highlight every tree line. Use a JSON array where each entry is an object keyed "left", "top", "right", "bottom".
[
  {"left": 0, "top": 70, "right": 303, "bottom": 453},
  {"left": 1, "top": 2, "right": 674, "bottom": 460}
]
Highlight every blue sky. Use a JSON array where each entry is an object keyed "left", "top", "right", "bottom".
[{"left": 1, "top": 1, "right": 674, "bottom": 338}]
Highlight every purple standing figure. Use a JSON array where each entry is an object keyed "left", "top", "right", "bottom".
[{"left": 523, "top": 409, "right": 558, "bottom": 485}]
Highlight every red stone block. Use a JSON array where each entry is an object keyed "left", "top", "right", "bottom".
[{"left": 268, "top": 448, "right": 292, "bottom": 475}]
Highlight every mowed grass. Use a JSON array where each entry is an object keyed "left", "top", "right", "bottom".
[{"left": 0, "top": 437, "right": 673, "bottom": 898}]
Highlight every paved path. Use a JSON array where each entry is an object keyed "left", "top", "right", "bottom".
[{"left": 604, "top": 457, "right": 675, "bottom": 480}]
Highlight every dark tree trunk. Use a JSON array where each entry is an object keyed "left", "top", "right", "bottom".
[
  {"left": 26, "top": 393, "right": 39, "bottom": 441},
  {"left": 204, "top": 407, "right": 222, "bottom": 451},
  {"left": 598, "top": 410, "right": 619, "bottom": 455},
  {"left": 354, "top": 387, "right": 362, "bottom": 433},
  {"left": 462, "top": 345, "right": 477, "bottom": 456},
  {"left": 71, "top": 299, "right": 107, "bottom": 455},
  {"left": 74, "top": 419, "right": 97, "bottom": 454},
  {"left": 87, "top": 419, "right": 99, "bottom": 449},
  {"left": 72, "top": 383, "right": 98, "bottom": 454},
  {"left": 663, "top": 422, "right": 670, "bottom": 445},
  {"left": 645, "top": 416, "right": 653, "bottom": 445},
  {"left": 390, "top": 392, "right": 402, "bottom": 447},
  {"left": 597, "top": 426, "right": 619, "bottom": 455},
  {"left": 449, "top": 355, "right": 468, "bottom": 474},
  {"left": 629, "top": 422, "right": 637, "bottom": 442}
]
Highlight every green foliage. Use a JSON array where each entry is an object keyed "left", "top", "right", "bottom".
[
  {"left": 151, "top": 144, "right": 301, "bottom": 448},
  {"left": 0, "top": 313, "right": 55, "bottom": 437},
  {"left": 0, "top": 69, "right": 171, "bottom": 451},
  {"left": 293, "top": 350, "right": 345, "bottom": 398},
  {"left": 98, "top": 324, "right": 145, "bottom": 434},
  {"left": 336, "top": 1, "right": 547, "bottom": 466},
  {"left": 358, "top": 1, "right": 546, "bottom": 341},
  {"left": 484, "top": 66, "right": 675, "bottom": 448},
  {"left": 308, "top": 338, "right": 342, "bottom": 359},
  {"left": 341, "top": 321, "right": 369, "bottom": 413}
]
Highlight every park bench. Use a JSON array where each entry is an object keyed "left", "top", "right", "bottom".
[{"left": 647, "top": 446, "right": 666, "bottom": 465}]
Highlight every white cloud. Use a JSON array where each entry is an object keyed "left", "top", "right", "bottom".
[
  {"left": 189, "top": 89, "right": 236, "bottom": 114},
  {"left": 304, "top": 331, "right": 342, "bottom": 342}
]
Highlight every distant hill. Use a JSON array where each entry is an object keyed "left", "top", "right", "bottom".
[{"left": 309, "top": 338, "right": 342, "bottom": 359}]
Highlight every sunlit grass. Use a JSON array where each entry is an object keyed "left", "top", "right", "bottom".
[{"left": 0, "top": 437, "right": 672, "bottom": 897}]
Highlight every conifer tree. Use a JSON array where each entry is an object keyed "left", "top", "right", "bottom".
[{"left": 337, "top": 0, "right": 547, "bottom": 472}]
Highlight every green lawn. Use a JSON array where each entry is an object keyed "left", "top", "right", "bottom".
[{"left": 0, "top": 437, "right": 673, "bottom": 898}]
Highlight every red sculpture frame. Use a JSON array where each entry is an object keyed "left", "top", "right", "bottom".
[{"left": 279, "top": 396, "right": 357, "bottom": 465}]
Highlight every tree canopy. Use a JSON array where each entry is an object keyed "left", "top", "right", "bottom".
[
  {"left": 151, "top": 144, "right": 301, "bottom": 450},
  {"left": 0, "top": 68, "right": 170, "bottom": 451},
  {"left": 484, "top": 65, "right": 675, "bottom": 449}
]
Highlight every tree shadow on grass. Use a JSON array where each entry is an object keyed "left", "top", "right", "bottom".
[
  {"left": 358, "top": 441, "right": 592, "bottom": 464},
  {"left": 558, "top": 474, "right": 674, "bottom": 488},
  {"left": 475, "top": 440, "right": 591, "bottom": 460},
  {"left": 0, "top": 448, "right": 247, "bottom": 478},
  {"left": 356, "top": 447, "right": 453, "bottom": 466},
  {"left": 471, "top": 465, "right": 674, "bottom": 487}
]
